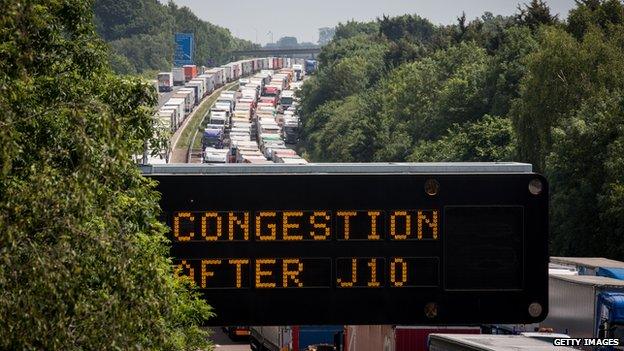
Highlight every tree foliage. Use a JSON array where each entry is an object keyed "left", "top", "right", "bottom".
[
  {"left": 515, "top": 0, "right": 559, "bottom": 29},
  {"left": 298, "top": 1, "right": 624, "bottom": 258},
  {"left": 409, "top": 116, "right": 516, "bottom": 162},
  {"left": 511, "top": 25, "right": 624, "bottom": 170},
  {"left": 93, "top": 0, "right": 258, "bottom": 74},
  {"left": 547, "top": 93, "right": 624, "bottom": 257},
  {"left": 0, "top": 0, "right": 212, "bottom": 349}
]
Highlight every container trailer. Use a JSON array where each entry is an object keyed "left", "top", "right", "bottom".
[
  {"left": 178, "top": 87, "right": 197, "bottom": 107},
  {"left": 206, "top": 68, "right": 225, "bottom": 87},
  {"left": 292, "top": 64, "right": 304, "bottom": 81},
  {"left": 197, "top": 74, "right": 216, "bottom": 95},
  {"left": 172, "top": 67, "right": 185, "bottom": 86},
  {"left": 163, "top": 98, "right": 186, "bottom": 126},
  {"left": 183, "top": 64, "right": 198, "bottom": 82},
  {"left": 188, "top": 82, "right": 204, "bottom": 100},
  {"left": 541, "top": 274, "right": 624, "bottom": 341},
  {"left": 220, "top": 65, "right": 233, "bottom": 82},
  {"left": 172, "top": 91, "right": 193, "bottom": 112},
  {"left": 551, "top": 257, "right": 624, "bottom": 276},
  {"left": 156, "top": 109, "right": 176, "bottom": 132},
  {"left": 201, "top": 129, "right": 224, "bottom": 149}
]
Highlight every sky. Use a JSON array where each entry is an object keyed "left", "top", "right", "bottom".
[{"left": 164, "top": 0, "right": 577, "bottom": 45}]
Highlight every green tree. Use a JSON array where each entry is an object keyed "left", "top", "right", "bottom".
[
  {"left": 0, "top": 1, "right": 212, "bottom": 349},
  {"left": 93, "top": 0, "right": 258, "bottom": 73},
  {"left": 488, "top": 26, "right": 539, "bottom": 116},
  {"left": 94, "top": 0, "right": 171, "bottom": 41},
  {"left": 515, "top": 0, "right": 559, "bottom": 30},
  {"left": 300, "top": 34, "right": 388, "bottom": 114},
  {"left": 409, "top": 115, "right": 516, "bottom": 162},
  {"left": 375, "top": 42, "right": 492, "bottom": 161},
  {"left": 567, "top": 0, "right": 624, "bottom": 39},
  {"left": 301, "top": 92, "right": 382, "bottom": 162},
  {"left": 511, "top": 26, "right": 624, "bottom": 170},
  {"left": 547, "top": 92, "right": 624, "bottom": 257},
  {"left": 334, "top": 20, "right": 380, "bottom": 40}
]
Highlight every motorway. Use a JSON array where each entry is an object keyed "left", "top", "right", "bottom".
[{"left": 209, "top": 328, "right": 250, "bottom": 351}]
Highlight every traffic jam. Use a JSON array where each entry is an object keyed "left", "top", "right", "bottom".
[{"left": 201, "top": 57, "right": 308, "bottom": 164}]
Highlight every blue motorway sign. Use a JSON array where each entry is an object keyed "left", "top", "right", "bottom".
[{"left": 174, "top": 33, "right": 194, "bottom": 67}]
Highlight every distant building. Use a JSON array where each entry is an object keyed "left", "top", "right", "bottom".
[{"left": 318, "top": 27, "right": 335, "bottom": 46}]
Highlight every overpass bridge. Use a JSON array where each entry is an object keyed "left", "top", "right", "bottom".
[{"left": 230, "top": 47, "right": 321, "bottom": 59}]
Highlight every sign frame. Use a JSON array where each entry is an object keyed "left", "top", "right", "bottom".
[{"left": 143, "top": 163, "right": 548, "bottom": 326}]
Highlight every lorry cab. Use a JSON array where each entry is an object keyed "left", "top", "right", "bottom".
[
  {"left": 262, "top": 85, "right": 280, "bottom": 97},
  {"left": 279, "top": 90, "right": 295, "bottom": 112},
  {"left": 203, "top": 147, "right": 228, "bottom": 163},
  {"left": 201, "top": 129, "right": 224, "bottom": 149},
  {"left": 292, "top": 64, "right": 304, "bottom": 81},
  {"left": 209, "top": 112, "right": 228, "bottom": 128}
]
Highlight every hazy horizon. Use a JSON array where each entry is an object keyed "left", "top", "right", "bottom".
[{"left": 162, "top": 0, "right": 576, "bottom": 45}]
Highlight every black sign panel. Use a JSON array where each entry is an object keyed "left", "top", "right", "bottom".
[{"left": 150, "top": 170, "right": 548, "bottom": 325}]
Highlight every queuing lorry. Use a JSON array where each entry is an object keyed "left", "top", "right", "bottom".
[
  {"left": 172, "top": 67, "right": 185, "bottom": 85},
  {"left": 283, "top": 116, "right": 299, "bottom": 144},
  {"left": 157, "top": 72, "right": 173, "bottom": 92},
  {"left": 201, "top": 128, "right": 224, "bottom": 149},
  {"left": 202, "top": 147, "right": 227, "bottom": 163},
  {"left": 164, "top": 98, "right": 186, "bottom": 123},
  {"left": 541, "top": 274, "right": 624, "bottom": 341},
  {"left": 197, "top": 74, "right": 216, "bottom": 95},
  {"left": 209, "top": 111, "right": 228, "bottom": 128},
  {"left": 250, "top": 326, "right": 343, "bottom": 351},
  {"left": 172, "top": 91, "right": 193, "bottom": 113},
  {"left": 293, "top": 64, "right": 304, "bottom": 81},
  {"left": 183, "top": 64, "right": 198, "bottom": 82},
  {"left": 428, "top": 334, "right": 576, "bottom": 351},
  {"left": 279, "top": 90, "right": 295, "bottom": 112},
  {"left": 305, "top": 59, "right": 317, "bottom": 74},
  {"left": 156, "top": 109, "right": 177, "bottom": 132}
]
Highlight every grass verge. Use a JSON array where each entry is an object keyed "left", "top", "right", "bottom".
[
  {"left": 191, "top": 83, "right": 240, "bottom": 150},
  {"left": 176, "top": 82, "right": 238, "bottom": 149}
]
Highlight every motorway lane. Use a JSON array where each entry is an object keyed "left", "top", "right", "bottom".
[{"left": 209, "top": 328, "right": 251, "bottom": 351}]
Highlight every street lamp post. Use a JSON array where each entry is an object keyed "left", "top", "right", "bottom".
[{"left": 252, "top": 27, "right": 258, "bottom": 45}]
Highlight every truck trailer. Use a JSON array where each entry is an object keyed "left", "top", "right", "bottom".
[
  {"left": 172, "top": 67, "right": 185, "bottom": 86},
  {"left": 183, "top": 64, "right": 198, "bottom": 82},
  {"left": 541, "top": 274, "right": 624, "bottom": 340},
  {"left": 551, "top": 257, "right": 624, "bottom": 276}
]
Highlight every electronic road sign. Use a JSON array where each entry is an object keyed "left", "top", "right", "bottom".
[{"left": 144, "top": 163, "right": 548, "bottom": 325}]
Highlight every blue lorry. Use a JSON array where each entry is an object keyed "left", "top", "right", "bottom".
[{"left": 304, "top": 60, "right": 317, "bottom": 75}]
